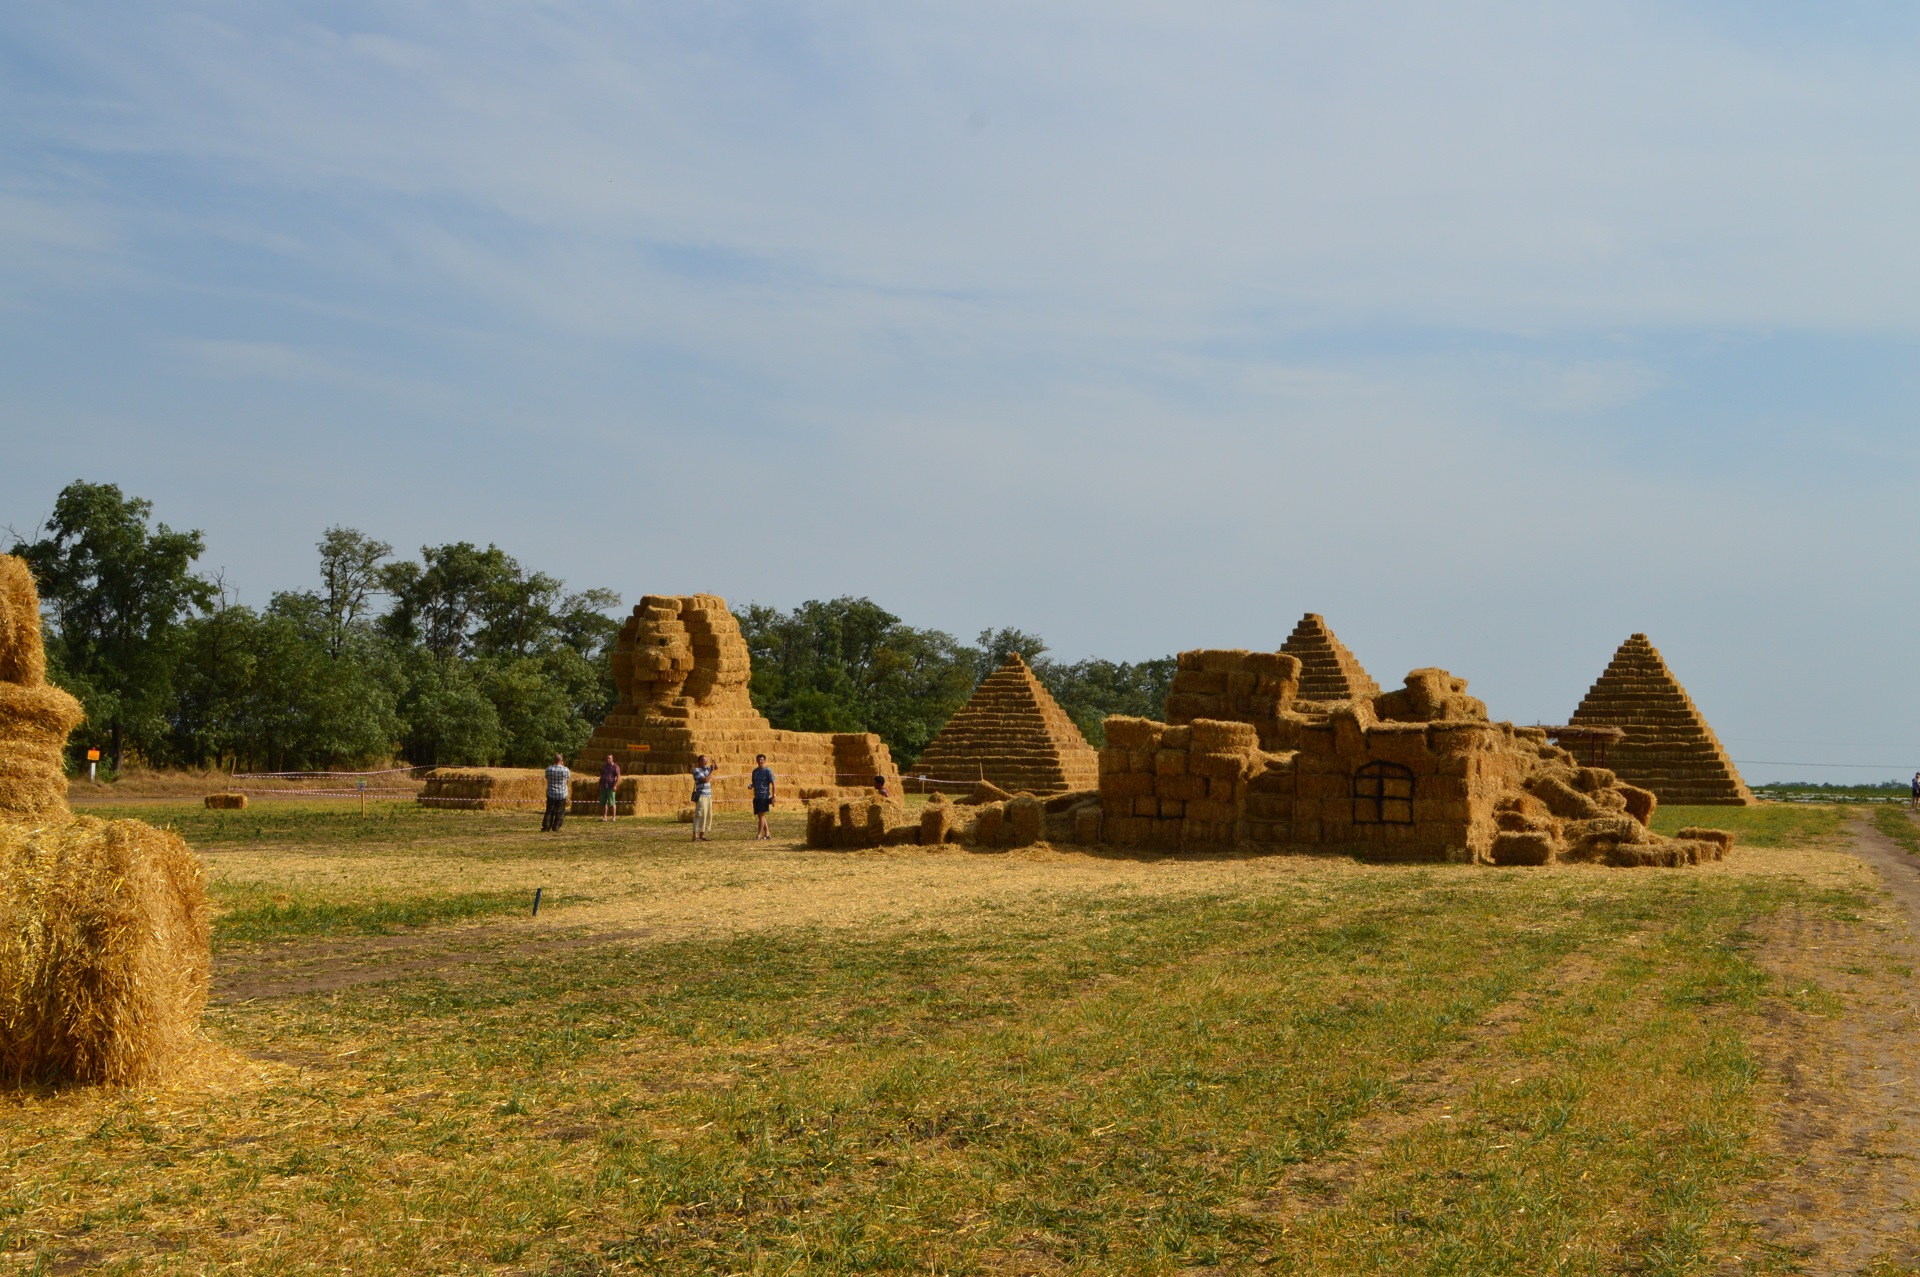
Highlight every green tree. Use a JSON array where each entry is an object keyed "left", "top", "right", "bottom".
[
  {"left": 11, "top": 481, "right": 213, "bottom": 770},
  {"left": 739, "top": 598, "right": 980, "bottom": 768},
  {"left": 379, "top": 542, "right": 617, "bottom": 764},
  {"left": 315, "top": 526, "right": 392, "bottom": 658},
  {"left": 171, "top": 589, "right": 403, "bottom": 772},
  {"left": 395, "top": 652, "right": 501, "bottom": 767},
  {"left": 1037, "top": 657, "right": 1178, "bottom": 746}
]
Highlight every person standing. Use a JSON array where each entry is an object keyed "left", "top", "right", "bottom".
[
  {"left": 751, "top": 753, "right": 776, "bottom": 840},
  {"left": 691, "top": 753, "right": 716, "bottom": 841},
  {"left": 542, "top": 753, "right": 571, "bottom": 832},
  {"left": 1910, "top": 771, "right": 1919, "bottom": 810},
  {"left": 599, "top": 753, "right": 622, "bottom": 823}
]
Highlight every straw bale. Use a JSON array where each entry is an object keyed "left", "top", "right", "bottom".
[
  {"left": 1158, "top": 798, "right": 1185, "bottom": 819},
  {"left": 1161, "top": 725, "right": 1193, "bottom": 750},
  {"left": 1153, "top": 749, "right": 1188, "bottom": 777},
  {"left": 1127, "top": 750, "right": 1154, "bottom": 772},
  {"left": 973, "top": 804, "right": 1004, "bottom": 846},
  {"left": 958, "top": 779, "right": 1014, "bottom": 806},
  {"left": 0, "top": 556, "right": 48, "bottom": 687},
  {"left": 1675, "top": 826, "right": 1736, "bottom": 855},
  {"left": 1188, "top": 752, "right": 1246, "bottom": 782},
  {"left": 920, "top": 798, "right": 954, "bottom": 845},
  {"left": 1197, "top": 650, "right": 1251, "bottom": 674},
  {"left": 1132, "top": 796, "right": 1159, "bottom": 817},
  {"left": 1071, "top": 805, "right": 1102, "bottom": 844},
  {"left": 202, "top": 793, "right": 247, "bottom": 810},
  {"left": 1006, "top": 795, "right": 1043, "bottom": 846},
  {"left": 1489, "top": 830, "right": 1554, "bottom": 866},
  {"left": 1098, "top": 747, "right": 1130, "bottom": 774},
  {"left": 805, "top": 800, "right": 836, "bottom": 847},
  {"left": 1525, "top": 774, "right": 1602, "bottom": 821},
  {"left": 1100, "top": 772, "right": 1155, "bottom": 801},
  {"left": 1159, "top": 774, "right": 1209, "bottom": 802},
  {"left": 1103, "top": 717, "right": 1163, "bottom": 751},
  {"left": 1190, "top": 720, "right": 1259, "bottom": 752},
  {"left": 1618, "top": 784, "right": 1656, "bottom": 826},
  {"left": 0, "top": 684, "right": 84, "bottom": 821},
  {"left": 417, "top": 768, "right": 545, "bottom": 810},
  {"left": 0, "top": 814, "right": 210, "bottom": 1086},
  {"left": 1043, "top": 788, "right": 1098, "bottom": 814}
]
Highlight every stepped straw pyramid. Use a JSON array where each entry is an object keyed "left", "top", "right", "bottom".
[
  {"left": 1280, "top": 613, "right": 1380, "bottom": 703},
  {"left": 1568, "top": 634, "right": 1753, "bottom": 806},
  {"left": 908, "top": 653, "right": 1099, "bottom": 796}
]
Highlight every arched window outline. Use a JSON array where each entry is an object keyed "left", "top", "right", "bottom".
[{"left": 1353, "top": 761, "right": 1415, "bottom": 825}]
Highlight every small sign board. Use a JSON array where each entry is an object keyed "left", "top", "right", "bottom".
[
  {"left": 631, "top": 744, "right": 650, "bottom": 752},
  {"left": 86, "top": 748, "right": 100, "bottom": 761}
]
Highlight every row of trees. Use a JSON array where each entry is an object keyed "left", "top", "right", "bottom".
[
  {"left": 9, "top": 481, "right": 1174, "bottom": 774},
  {"left": 738, "top": 601, "right": 1174, "bottom": 764}
]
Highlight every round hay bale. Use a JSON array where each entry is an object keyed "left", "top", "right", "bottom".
[
  {"left": 0, "top": 814, "right": 211, "bottom": 1087},
  {"left": 0, "top": 684, "right": 82, "bottom": 821}
]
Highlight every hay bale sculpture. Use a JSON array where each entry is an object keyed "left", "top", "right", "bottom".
[
  {"left": 0, "top": 554, "right": 210, "bottom": 1087},
  {"left": 1567, "top": 633, "right": 1755, "bottom": 805},
  {"left": 804, "top": 637, "right": 1736, "bottom": 868}
]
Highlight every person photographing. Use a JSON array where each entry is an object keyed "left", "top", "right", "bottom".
[{"left": 691, "top": 754, "right": 716, "bottom": 841}]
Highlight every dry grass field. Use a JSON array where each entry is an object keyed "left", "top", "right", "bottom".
[{"left": 4, "top": 799, "right": 1920, "bottom": 1274}]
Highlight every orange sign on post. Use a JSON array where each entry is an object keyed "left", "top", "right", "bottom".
[{"left": 86, "top": 749, "right": 100, "bottom": 761}]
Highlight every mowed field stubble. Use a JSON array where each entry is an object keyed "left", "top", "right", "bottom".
[{"left": 6, "top": 799, "right": 1920, "bottom": 1275}]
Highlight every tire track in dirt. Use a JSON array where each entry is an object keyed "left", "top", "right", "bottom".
[
  {"left": 1737, "top": 813, "right": 1920, "bottom": 1274},
  {"left": 1260, "top": 939, "right": 1629, "bottom": 1220},
  {"left": 212, "top": 924, "right": 665, "bottom": 1002}
]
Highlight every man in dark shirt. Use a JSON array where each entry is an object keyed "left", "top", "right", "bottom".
[
  {"left": 542, "top": 753, "right": 570, "bottom": 832},
  {"left": 599, "top": 754, "right": 621, "bottom": 823},
  {"left": 751, "top": 753, "right": 776, "bottom": 840}
]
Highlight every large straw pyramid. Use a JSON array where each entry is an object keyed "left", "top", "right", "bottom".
[
  {"left": 1568, "top": 633, "right": 1754, "bottom": 806},
  {"left": 1280, "top": 613, "right": 1381, "bottom": 703},
  {"left": 909, "top": 653, "right": 1099, "bottom": 796}
]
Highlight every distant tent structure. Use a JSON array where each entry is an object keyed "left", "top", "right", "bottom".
[
  {"left": 1568, "top": 633, "right": 1754, "bottom": 806},
  {"left": 909, "top": 653, "right": 1100, "bottom": 796},
  {"left": 1280, "top": 614, "right": 1381, "bottom": 703}
]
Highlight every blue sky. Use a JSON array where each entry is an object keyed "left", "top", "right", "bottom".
[{"left": 4, "top": 2, "right": 1919, "bottom": 781}]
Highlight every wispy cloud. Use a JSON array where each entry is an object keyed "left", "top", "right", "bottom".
[{"left": 2, "top": 2, "right": 1918, "bottom": 780}]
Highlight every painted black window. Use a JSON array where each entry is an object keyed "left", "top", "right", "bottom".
[{"left": 1353, "top": 761, "right": 1415, "bottom": 824}]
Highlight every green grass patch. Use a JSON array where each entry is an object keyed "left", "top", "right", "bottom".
[
  {"left": 212, "top": 887, "right": 546, "bottom": 946},
  {"left": 1652, "top": 802, "right": 1851, "bottom": 848},
  {"left": 3, "top": 866, "right": 1864, "bottom": 1275},
  {"left": 83, "top": 799, "right": 688, "bottom": 848},
  {"left": 1871, "top": 804, "right": 1920, "bottom": 857}
]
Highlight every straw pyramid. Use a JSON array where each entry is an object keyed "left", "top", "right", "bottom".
[
  {"left": 909, "top": 653, "right": 1099, "bottom": 795},
  {"left": 1568, "top": 634, "right": 1753, "bottom": 806},
  {"left": 1280, "top": 613, "right": 1380, "bottom": 703}
]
